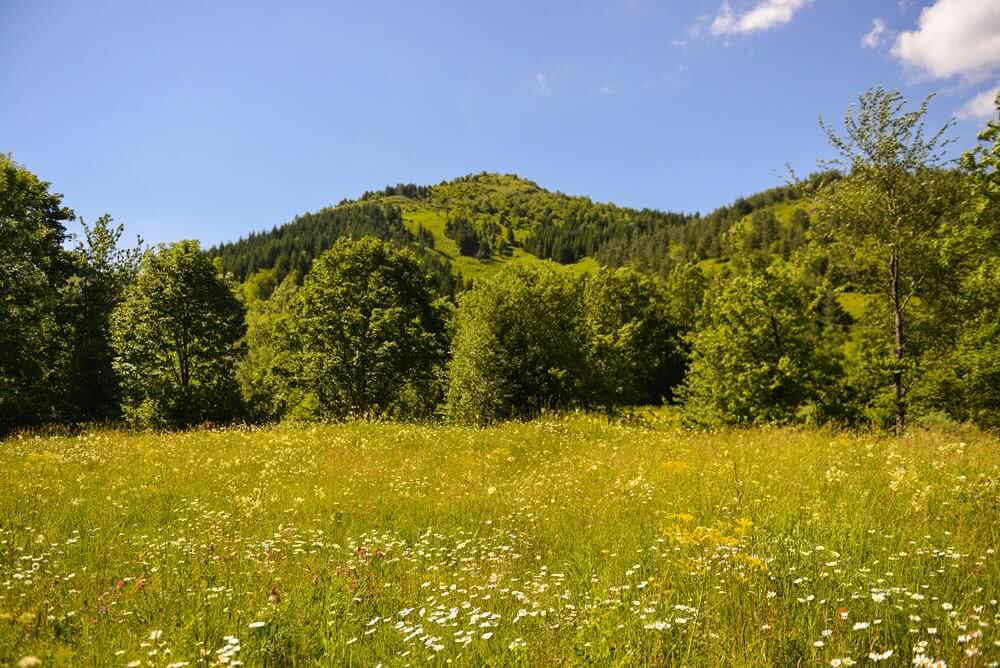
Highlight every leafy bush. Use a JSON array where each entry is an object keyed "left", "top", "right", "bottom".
[
  {"left": 445, "top": 263, "right": 589, "bottom": 423},
  {"left": 680, "top": 267, "right": 846, "bottom": 427}
]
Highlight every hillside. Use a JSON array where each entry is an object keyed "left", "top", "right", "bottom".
[{"left": 208, "top": 171, "right": 838, "bottom": 294}]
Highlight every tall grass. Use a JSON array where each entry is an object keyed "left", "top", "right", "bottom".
[{"left": 3, "top": 417, "right": 998, "bottom": 666}]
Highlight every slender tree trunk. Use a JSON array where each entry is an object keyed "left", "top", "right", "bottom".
[{"left": 889, "top": 247, "right": 905, "bottom": 436}]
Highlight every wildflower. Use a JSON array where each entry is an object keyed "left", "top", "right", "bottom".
[
  {"left": 481, "top": 632, "right": 493, "bottom": 640},
  {"left": 814, "top": 640, "right": 825, "bottom": 647},
  {"left": 248, "top": 621, "right": 267, "bottom": 629},
  {"left": 149, "top": 629, "right": 163, "bottom": 641},
  {"left": 852, "top": 622, "right": 869, "bottom": 631},
  {"left": 16, "top": 658, "right": 42, "bottom": 668},
  {"left": 868, "top": 649, "right": 893, "bottom": 661}
]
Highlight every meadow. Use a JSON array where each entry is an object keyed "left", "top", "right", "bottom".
[{"left": 3, "top": 416, "right": 999, "bottom": 667}]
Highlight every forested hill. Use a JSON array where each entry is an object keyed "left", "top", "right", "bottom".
[{"left": 208, "top": 171, "right": 839, "bottom": 292}]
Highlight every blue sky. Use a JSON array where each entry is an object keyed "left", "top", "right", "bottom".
[{"left": 2, "top": 0, "right": 998, "bottom": 247}]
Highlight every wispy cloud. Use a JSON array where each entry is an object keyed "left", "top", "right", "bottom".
[
  {"left": 671, "top": 39, "right": 688, "bottom": 48},
  {"left": 861, "top": 18, "right": 888, "bottom": 49},
  {"left": 709, "top": 0, "right": 811, "bottom": 36},
  {"left": 535, "top": 72, "right": 549, "bottom": 95}
]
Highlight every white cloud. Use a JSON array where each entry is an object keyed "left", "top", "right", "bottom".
[
  {"left": 535, "top": 72, "right": 548, "bottom": 94},
  {"left": 861, "top": 18, "right": 888, "bottom": 49},
  {"left": 891, "top": 0, "right": 1000, "bottom": 82},
  {"left": 710, "top": 0, "right": 811, "bottom": 35},
  {"left": 956, "top": 86, "right": 999, "bottom": 120}
]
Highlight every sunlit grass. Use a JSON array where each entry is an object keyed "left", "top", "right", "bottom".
[{"left": 3, "top": 417, "right": 998, "bottom": 666}]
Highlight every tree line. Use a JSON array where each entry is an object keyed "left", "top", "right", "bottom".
[{"left": 2, "top": 88, "right": 998, "bottom": 435}]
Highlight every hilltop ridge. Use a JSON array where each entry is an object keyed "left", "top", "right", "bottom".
[{"left": 209, "top": 171, "right": 837, "bottom": 292}]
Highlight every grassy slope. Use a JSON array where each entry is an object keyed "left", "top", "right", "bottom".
[
  {"left": 4, "top": 418, "right": 998, "bottom": 666},
  {"left": 360, "top": 175, "right": 612, "bottom": 281}
]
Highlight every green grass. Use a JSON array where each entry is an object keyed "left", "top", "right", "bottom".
[
  {"left": 4, "top": 417, "right": 999, "bottom": 666},
  {"left": 837, "top": 292, "right": 870, "bottom": 320}
]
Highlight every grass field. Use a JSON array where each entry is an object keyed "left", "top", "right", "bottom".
[{"left": 3, "top": 417, "right": 999, "bottom": 666}]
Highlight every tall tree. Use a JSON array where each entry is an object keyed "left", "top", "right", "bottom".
[
  {"left": 111, "top": 241, "right": 245, "bottom": 428},
  {"left": 0, "top": 154, "right": 75, "bottom": 431},
  {"left": 62, "top": 215, "right": 142, "bottom": 421},
  {"left": 815, "top": 87, "right": 956, "bottom": 434}
]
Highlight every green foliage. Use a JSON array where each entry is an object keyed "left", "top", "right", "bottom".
[
  {"left": 680, "top": 266, "right": 844, "bottom": 427},
  {"left": 273, "top": 237, "right": 448, "bottom": 419},
  {"left": 814, "top": 87, "right": 960, "bottom": 434},
  {"left": 445, "top": 263, "right": 590, "bottom": 423},
  {"left": 61, "top": 215, "right": 142, "bottom": 421},
  {"left": 960, "top": 91, "right": 1000, "bottom": 232},
  {"left": 237, "top": 271, "right": 298, "bottom": 421},
  {"left": 444, "top": 215, "right": 494, "bottom": 258},
  {"left": 209, "top": 202, "right": 463, "bottom": 296},
  {"left": 0, "top": 154, "right": 76, "bottom": 431},
  {"left": 581, "top": 267, "right": 684, "bottom": 406},
  {"left": 912, "top": 257, "right": 1000, "bottom": 428},
  {"left": 111, "top": 241, "right": 246, "bottom": 429}
]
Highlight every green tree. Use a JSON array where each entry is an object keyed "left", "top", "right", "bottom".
[
  {"left": 110, "top": 241, "right": 246, "bottom": 428},
  {"left": 815, "top": 87, "right": 957, "bottom": 434},
  {"left": 273, "top": 237, "right": 448, "bottom": 419},
  {"left": 911, "top": 93, "right": 1000, "bottom": 427},
  {"left": 912, "top": 258, "right": 1000, "bottom": 427},
  {"left": 62, "top": 215, "right": 142, "bottom": 421},
  {"left": 237, "top": 271, "right": 298, "bottom": 421},
  {"left": 445, "top": 262, "right": 589, "bottom": 423},
  {"left": 680, "top": 266, "right": 844, "bottom": 428},
  {"left": 581, "top": 267, "right": 683, "bottom": 406},
  {"left": 0, "top": 154, "right": 76, "bottom": 431},
  {"left": 960, "top": 91, "right": 1000, "bottom": 230}
]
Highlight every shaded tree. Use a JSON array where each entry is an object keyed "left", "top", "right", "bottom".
[
  {"left": 62, "top": 216, "right": 142, "bottom": 421},
  {"left": 581, "top": 267, "right": 684, "bottom": 406},
  {"left": 0, "top": 154, "right": 75, "bottom": 431}
]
